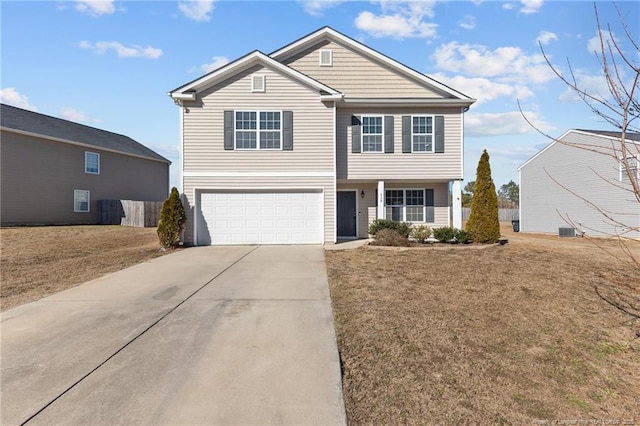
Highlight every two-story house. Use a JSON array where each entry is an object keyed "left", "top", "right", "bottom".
[
  {"left": 169, "top": 27, "right": 475, "bottom": 245},
  {"left": 1, "top": 104, "right": 170, "bottom": 226}
]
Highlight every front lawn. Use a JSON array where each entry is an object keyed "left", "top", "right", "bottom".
[
  {"left": 326, "top": 227, "right": 640, "bottom": 424},
  {"left": 1, "top": 226, "right": 167, "bottom": 311}
]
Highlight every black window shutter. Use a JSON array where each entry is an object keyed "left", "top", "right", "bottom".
[
  {"left": 352, "top": 115, "right": 361, "bottom": 153},
  {"left": 425, "top": 189, "right": 434, "bottom": 222},
  {"left": 384, "top": 115, "right": 394, "bottom": 153},
  {"left": 402, "top": 115, "right": 411, "bottom": 153},
  {"left": 283, "top": 111, "right": 293, "bottom": 150},
  {"left": 435, "top": 115, "right": 445, "bottom": 153},
  {"left": 224, "top": 110, "right": 234, "bottom": 150}
]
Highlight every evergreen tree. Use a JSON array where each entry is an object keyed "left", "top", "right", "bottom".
[
  {"left": 466, "top": 150, "right": 500, "bottom": 243},
  {"left": 157, "top": 187, "right": 186, "bottom": 248}
]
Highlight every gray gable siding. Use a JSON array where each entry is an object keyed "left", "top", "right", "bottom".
[
  {"left": 0, "top": 104, "right": 169, "bottom": 163},
  {"left": 519, "top": 131, "right": 640, "bottom": 238}
]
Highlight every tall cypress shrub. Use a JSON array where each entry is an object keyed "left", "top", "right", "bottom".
[
  {"left": 466, "top": 150, "right": 500, "bottom": 243},
  {"left": 157, "top": 187, "right": 186, "bottom": 248}
]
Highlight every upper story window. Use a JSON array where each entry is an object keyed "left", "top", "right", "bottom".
[
  {"left": 74, "top": 190, "right": 90, "bottom": 213},
  {"left": 412, "top": 116, "right": 434, "bottom": 152},
  {"left": 235, "top": 111, "right": 281, "bottom": 150},
  {"left": 85, "top": 152, "right": 100, "bottom": 174},
  {"left": 362, "top": 116, "right": 383, "bottom": 152},
  {"left": 319, "top": 49, "right": 333, "bottom": 66},
  {"left": 620, "top": 155, "right": 639, "bottom": 182}
]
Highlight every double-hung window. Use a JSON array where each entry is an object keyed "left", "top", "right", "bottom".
[
  {"left": 85, "top": 152, "right": 100, "bottom": 174},
  {"left": 412, "top": 116, "right": 433, "bottom": 152},
  {"left": 620, "top": 155, "right": 639, "bottom": 182},
  {"left": 362, "top": 116, "right": 383, "bottom": 152},
  {"left": 385, "top": 189, "right": 425, "bottom": 222},
  {"left": 235, "top": 111, "right": 281, "bottom": 149},
  {"left": 74, "top": 190, "right": 90, "bottom": 213}
]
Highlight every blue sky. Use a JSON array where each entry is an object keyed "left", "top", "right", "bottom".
[{"left": 2, "top": 0, "right": 638, "bottom": 191}]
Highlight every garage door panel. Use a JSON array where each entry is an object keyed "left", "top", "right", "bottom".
[{"left": 199, "top": 191, "right": 323, "bottom": 245}]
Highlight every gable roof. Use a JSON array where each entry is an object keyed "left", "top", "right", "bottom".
[
  {"left": 270, "top": 26, "right": 475, "bottom": 103},
  {"left": 0, "top": 104, "right": 170, "bottom": 163},
  {"left": 169, "top": 50, "right": 342, "bottom": 100},
  {"left": 517, "top": 129, "right": 640, "bottom": 171}
]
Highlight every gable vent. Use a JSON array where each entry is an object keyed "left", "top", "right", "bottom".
[
  {"left": 252, "top": 75, "right": 265, "bottom": 92},
  {"left": 319, "top": 49, "right": 333, "bottom": 66}
]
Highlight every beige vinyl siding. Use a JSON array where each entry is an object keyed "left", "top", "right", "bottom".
[
  {"left": 0, "top": 130, "right": 169, "bottom": 225},
  {"left": 520, "top": 131, "right": 639, "bottom": 238},
  {"left": 337, "top": 108, "right": 463, "bottom": 180},
  {"left": 182, "top": 65, "right": 334, "bottom": 174},
  {"left": 282, "top": 41, "right": 445, "bottom": 98},
  {"left": 182, "top": 176, "right": 335, "bottom": 245}
]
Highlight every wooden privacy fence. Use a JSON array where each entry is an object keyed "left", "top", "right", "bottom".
[
  {"left": 462, "top": 208, "right": 519, "bottom": 222},
  {"left": 97, "top": 200, "right": 163, "bottom": 227}
]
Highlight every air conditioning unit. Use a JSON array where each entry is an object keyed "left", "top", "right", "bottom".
[{"left": 558, "top": 227, "right": 576, "bottom": 237}]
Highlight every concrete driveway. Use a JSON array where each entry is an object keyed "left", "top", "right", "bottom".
[{"left": 1, "top": 245, "right": 346, "bottom": 425}]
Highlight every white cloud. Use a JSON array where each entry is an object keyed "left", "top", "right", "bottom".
[
  {"left": 465, "top": 111, "right": 554, "bottom": 137},
  {"left": 200, "top": 56, "right": 229, "bottom": 73},
  {"left": 354, "top": 1, "right": 438, "bottom": 39},
  {"left": 74, "top": 0, "right": 115, "bottom": 16},
  {"left": 520, "top": 0, "right": 543, "bottom": 14},
  {"left": 458, "top": 15, "right": 476, "bottom": 30},
  {"left": 300, "top": 0, "right": 345, "bottom": 16},
  {"left": 79, "top": 40, "right": 162, "bottom": 59},
  {"left": 431, "top": 73, "right": 533, "bottom": 105},
  {"left": 0, "top": 88, "right": 37, "bottom": 111},
  {"left": 587, "top": 29, "right": 618, "bottom": 54},
  {"left": 58, "top": 107, "right": 99, "bottom": 123},
  {"left": 558, "top": 70, "right": 609, "bottom": 103},
  {"left": 537, "top": 31, "right": 558, "bottom": 45},
  {"left": 433, "top": 41, "right": 554, "bottom": 85},
  {"left": 502, "top": 3, "right": 514, "bottom": 10},
  {"left": 178, "top": 0, "right": 216, "bottom": 22}
]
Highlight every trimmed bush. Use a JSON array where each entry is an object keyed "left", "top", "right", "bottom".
[
  {"left": 157, "top": 187, "right": 186, "bottom": 248},
  {"left": 411, "top": 225, "right": 432, "bottom": 243},
  {"left": 433, "top": 226, "right": 456, "bottom": 242},
  {"left": 466, "top": 150, "right": 501, "bottom": 243},
  {"left": 370, "top": 228, "right": 412, "bottom": 247},
  {"left": 368, "top": 219, "right": 412, "bottom": 238},
  {"left": 454, "top": 229, "right": 472, "bottom": 243}
]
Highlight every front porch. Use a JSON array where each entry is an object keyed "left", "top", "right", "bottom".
[{"left": 336, "top": 180, "right": 463, "bottom": 240}]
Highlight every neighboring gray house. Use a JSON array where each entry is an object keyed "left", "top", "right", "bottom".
[
  {"left": 0, "top": 104, "right": 171, "bottom": 225},
  {"left": 518, "top": 129, "right": 640, "bottom": 238},
  {"left": 169, "top": 27, "right": 475, "bottom": 245}
]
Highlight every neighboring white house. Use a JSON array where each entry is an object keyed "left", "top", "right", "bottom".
[
  {"left": 169, "top": 27, "right": 476, "bottom": 245},
  {"left": 518, "top": 129, "right": 640, "bottom": 238}
]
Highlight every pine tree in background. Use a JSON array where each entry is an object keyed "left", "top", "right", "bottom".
[
  {"left": 157, "top": 187, "right": 186, "bottom": 248},
  {"left": 466, "top": 150, "right": 501, "bottom": 243}
]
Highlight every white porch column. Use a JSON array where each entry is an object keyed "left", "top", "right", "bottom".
[
  {"left": 452, "top": 180, "right": 462, "bottom": 229},
  {"left": 377, "top": 180, "right": 385, "bottom": 219}
]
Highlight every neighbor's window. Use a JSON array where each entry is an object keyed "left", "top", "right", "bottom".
[
  {"left": 385, "top": 189, "right": 425, "bottom": 222},
  {"left": 362, "top": 116, "right": 383, "bottom": 152},
  {"left": 235, "top": 111, "right": 281, "bottom": 149},
  {"left": 620, "top": 155, "right": 639, "bottom": 182},
  {"left": 85, "top": 152, "right": 100, "bottom": 174},
  {"left": 412, "top": 116, "right": 433, "bottom": 152},
  {"left": 74, "top": 190, "right": 90, "bottom": 213}
]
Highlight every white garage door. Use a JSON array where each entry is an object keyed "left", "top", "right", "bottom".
[{"left": 198, "top": 191, "right": 323, "bottom": 245}]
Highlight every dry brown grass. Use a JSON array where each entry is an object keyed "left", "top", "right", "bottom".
[
  {"left": 1, "top": 226, "right": 168, "bottom": 311},
  {"left": 326, "top": 224, "right": 640, "bottom": 425}
]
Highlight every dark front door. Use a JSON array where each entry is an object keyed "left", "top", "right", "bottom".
[{"left": 337, "top": 191, "right": 357, "bottom": 237}]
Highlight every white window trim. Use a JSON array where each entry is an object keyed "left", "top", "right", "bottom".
[
  {"left": 361, "top": 114, "right": 384, "bottom": 154},
  {"left": 411, "top": 115, "right": 435, "bottom": 153},
  {"left": 619, "top": 155, "right": 639, "bottom": 182},
  {"left": 251, "top": 75, "right": 266, "bottom": 92},
  {"left": 234, "top": 110, "right": 283, "bottom": 151},
  {"left": 385, "top": 188, "right": 426, "bottom": 222},
  {"left": 74, "top": 190, "right": 90, "bottom": 213},
  {"left": 85, "top": 151, "right": 100, "bottom": 174},
  {"left": 319, "top": 49, "right": 333, "bottom": 66}
]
